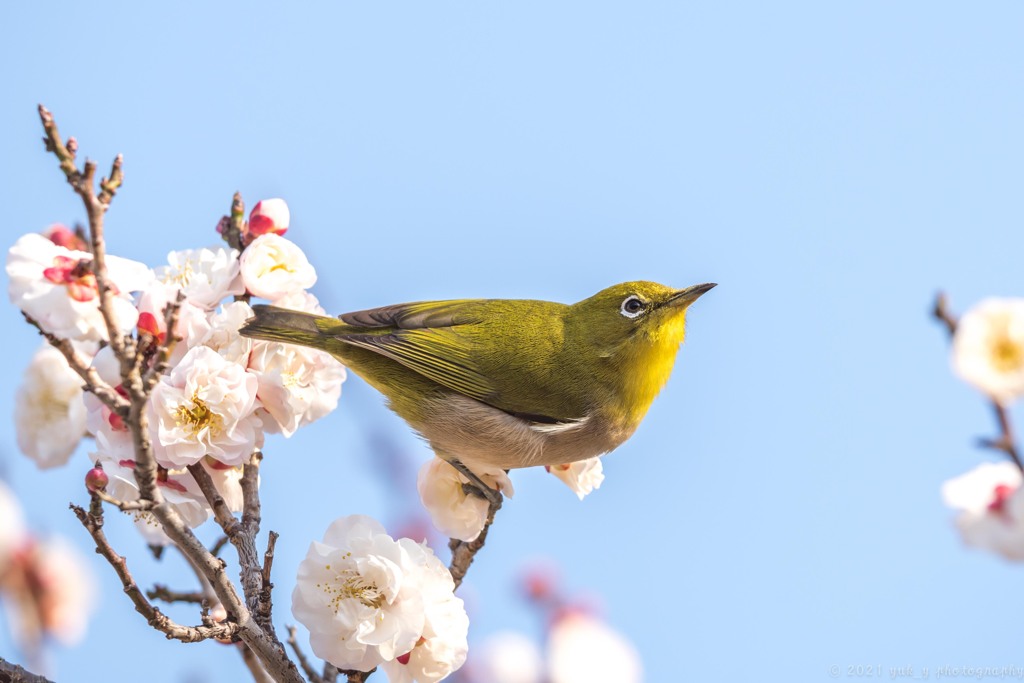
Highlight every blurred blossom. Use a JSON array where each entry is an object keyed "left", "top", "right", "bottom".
[
  {"left": 248, "top": 340, "right": 345, "bottom": 437},
  {"left": 546, "top": 457, "right": 604, "bottom": 500},
  {"left": 239, "top": 234, "right": 316, "bottom": 300},
  {"left": 43, "top": 224, "right": 87, "bottom": 252},
  {"left": 2, "top": 537, "right": 97, "bottom": 649},
  {"left": 547, "top": 611, "right": 642, "bottom": 683},
  {"left": 7, "top": 232, "right": 152, "bottom": 341},
  {"left": 292, "top": 515, "right": 468, "bottom": 678},
  {"left": 953, "top": 298, "right": 1024, "bottom": 404},
  {"left": 0, "top": 481, "right": 28, "bottom": 570},
  {"left": 154, "top": 246, "right": 244, "bottom": 310},
  {"left": 15, "top": 344, "right": 88, "bottom": 469},
  {"left": 468, "top": 632, "right": 543, "bottom": 683},
  {"left": 149, "top": 346, "right": 262, "bottom": 468},
  {"left": 247, "top": 198, "right": 291, "bottom": 239},
  {"left": 942, "top": 462, "right": 1024, "bottom": 560},
  {"left": 417, "top": 458, "right": 514, "bottom": 542}
]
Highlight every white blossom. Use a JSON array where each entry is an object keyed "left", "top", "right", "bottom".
[
  {"left": 469, "top": 632, "right": 543, "bottom": 683},
  {"left": 149, "top": 346, "right": 262, "bottom": 468},
  {"left": 239, "top": 233, "right": 316, "bottom": 300},
  {"left": 4, "top": 537, "right": 97, "bottom": 648},
  {"left": 417, "top": 458, "right": 514, "bottom": 542},
  {"left": 272, "top": 288, "right": 327, "bottom": 314},
  {"left": 154, "top": 246, "right": 244, "bottom": 310},
  {"left": 942, "top": 462, "right": 1024, "bottom": 560},
  {"left": 547, "top": 612, "right": 642, "bottom": 683},
  {"left": 292, "top": 515, "right": 467, "bottom": 675},
  {"left": 547, "top": 458, "right": 605, "bottom": 500},
  {"left": 7, "top": 232, "right": 152, "bottom": 341},
  {"left": 203, "top": 300, "right": 255, "bottom": 364},
  {"left": 15, "top": 344, "right": 88, "bottom": 469},
  {"left": 248, "top": 340, "right": 345, "bottom": 437},
  {"left": 953, "top": 298, "right": 1024, "bottom": 404},
  {"left": 0, "top": 481, "right": 27, "bottom": 571}
]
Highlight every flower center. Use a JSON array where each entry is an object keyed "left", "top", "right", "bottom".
[
  {"left": 162, "top": 258, "right": 196, "bottom": 288},
  {"left": 174, "top": 391, "right": 223, "bottom": 438},
  {"left": 988, "top": 483, "right": 1017, "bottom": 515},
  {"left": 990, "top": 335, "right": 1024, "bottom": 374},
  {"left": 318, "top": 563, "right": 387, "bottom": 612}
]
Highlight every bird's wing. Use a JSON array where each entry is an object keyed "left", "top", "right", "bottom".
[{"left": 327, "top": 299, "right": 581, "bottom": 420}]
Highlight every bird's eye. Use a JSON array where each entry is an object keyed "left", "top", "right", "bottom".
[{"left": 620, "top": 295, "right": 646, "bottom": 318}]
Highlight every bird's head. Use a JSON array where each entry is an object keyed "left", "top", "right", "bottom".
[{"left": 571, "top": 280, "right": 716, "bottom": 355}]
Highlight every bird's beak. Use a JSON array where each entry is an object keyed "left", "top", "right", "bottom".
[{"left": 666, "top": 282, "right": 717, "bottom": 309}]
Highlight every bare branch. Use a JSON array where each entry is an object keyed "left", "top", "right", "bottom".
[
  {"left": 287, "top": 626, "right": 324, "bottom": 683},
  {"left": 71, "top": 502, "right": 240, "bottom": 643},
  {"left": 259, "top": 531, "right": 280, "bottom": 631},
  {"left": 0, "top": 656, "right": 54, "bottom": 683},
  {"left": 146, "top": 584, "right": 206, "bottom": 605},
  {"left": 448, "top": 497, "right": 502, "bottom": 590}
]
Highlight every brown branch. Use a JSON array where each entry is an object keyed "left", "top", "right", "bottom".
[
  {"left": 241, "top": 644, "right": 277, "bottom": 683},
  {"left": 71, "top": 501, "right": 240, "bottom": 643},
  {"left": 188, "top": 462, "right": 240, "bottom": 533},
  {"left": 0, "top": 657, "right": 54, "bottom": 683},
  {"left": 21, "top": 312, "right": 128, "bottom": 414},
  {"left": 146, "top": 584, "right": 206, "bottom": 605},
  {"left": 933, "top": 291, "right": 1024, "bottom": 472},
  {"left": 92, "top": 488, "right": 153, "bottom": 512},
  {"left": 340, "top": 669, "right": 374, "bottom": 683},
  {"left": 448, "top": 497, "right": 502, "bottom": 590},
  {"left": 259, "top": 531, "right": 279, "bottom": 631}
]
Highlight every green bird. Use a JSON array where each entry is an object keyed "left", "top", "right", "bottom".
[{"left": 239, "top": 281, "right": 714, "bottom": 500}]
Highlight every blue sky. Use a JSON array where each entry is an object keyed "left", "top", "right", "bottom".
[{"left": 3, "top": 2, "right": 1024, "bottom": 681}]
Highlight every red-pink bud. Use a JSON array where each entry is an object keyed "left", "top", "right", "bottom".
[
  {"left": 85, "top": 466, "right": 108, "bottom": 492},
  {"left": 247, "top": 198, "right": 290, "bottom": 238},
  {"left": 397, "top": 652, "right": 411, "bottom": 665},
  {"left": 44, "top": 224, "right": 88, "bottom": 252}
]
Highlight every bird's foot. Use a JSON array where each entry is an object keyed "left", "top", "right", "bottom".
[{"left": 450, "top": 459, "right": 503, "bottom": 508}]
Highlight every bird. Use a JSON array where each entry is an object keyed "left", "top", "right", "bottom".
[{"left": 239, "top": 281, "right": 715, "bottom": 502}]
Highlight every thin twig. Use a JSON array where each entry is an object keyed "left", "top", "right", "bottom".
[
  {"left": 71, "top": 501, "right": 239, "bottom": 643},
  {"left": 287, "top": 626, "right": 324, "bottom": 683},
  {"left": 147, "top": 585, "right": 206, "bottom": 605},
  {"left": 933, "top": 291, "right": 1024, "bottom": 471},
  {"left": 259, "top": 531, "right": 279, "bottom": 631},
  {"left": 241, "top": 644, "right": 277, "bottom": 683},
  {"left": 448, "top": 497, "right": 502, "bottom": 590}
]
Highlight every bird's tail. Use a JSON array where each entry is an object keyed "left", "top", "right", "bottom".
[{"left": 239, "top": 305, "right": 339, "bottom": 351}]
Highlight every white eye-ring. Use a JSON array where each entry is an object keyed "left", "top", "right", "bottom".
[{"left": 620, "top": 295, "right": 646, "bottom": 318}]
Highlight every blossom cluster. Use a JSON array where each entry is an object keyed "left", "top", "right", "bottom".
[
  {"left": 942, "top": 297, "right": 1024, "bottom": 560},
  {"left": 293, "top": 515, "right": 469, "bottom": 682},
  {"left": 7, "top": 202, "right": 345, "bottom": 543}
]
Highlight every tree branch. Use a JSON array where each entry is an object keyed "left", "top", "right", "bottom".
[
  {"left": 448, "top": 497, "right": 502, "bottom": 590},
  {"left": 0, "top": 657, "right": 54, "bottom": 683}
]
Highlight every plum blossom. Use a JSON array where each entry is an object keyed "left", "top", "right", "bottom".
[
  {"left": 15, "top": 344, "right": 88, "bottom": 469},
  {"left": 7, "top": 232, "right": 152, "bottom": 341},
  {"left": 149, "top": 345, "right": 262, "bottom": 468},
  {"left": 154, "top": 246, "right": 244, "bottom": 310},
  {"left": 272, "top": 288, "right": 328, "bottom": 314},
  {"left": 547, "top": 611, "right": 642, "bottom": 683},
  {"left": 292, "top": 515, "right": 468, "bottom": 676},
  {"left": 942, "top": 461, "right": 1024, "bottom": 560},
  {"left": 248, "top": 340, "right": 345, "bottom": 437},
  {"left": 417, "top": 457, "right": 514, "bottom": 542},
  {"left": 547, "top": 457, "right": 604, "bottom": 500},
  {"left": 239, "top": 234, "right": 316, "bottom": 300},
  {"left": 247, "top": 198, "right": 290, "bottom": 239},
  {"left": 0, "top": 481, "right": 27, "bottom": 570},
  {"left": 468, "top": 632, "right": 543, "bottom": 683},
  {"left": 2, "top": 537, "right": 98, "bottom": 648},
  {"left": 203, "top": 300, "right": 255, "bottom": 364},
  {"left": 953, "top": 298, "right": 1024, "bottom": 404}
]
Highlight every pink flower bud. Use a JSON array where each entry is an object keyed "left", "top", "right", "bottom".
[
  {"left": 85, "top": 466, "right": 108, "bottom": 492},
  {"left": 44, "top": 224, "right": 88, "bottom": 252},
  {"left": 247, "top": 198, "right": 290, "bottom": 239}
]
